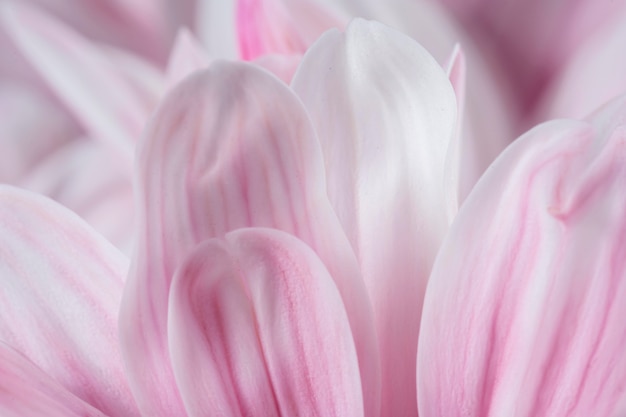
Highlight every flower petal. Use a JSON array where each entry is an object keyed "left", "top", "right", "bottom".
[
  {"left": 236, "top": 0, "right": 344, "bottom": 60},
  {"left": 0, "top": 343, "right": 108, "bottom": 417},
  {"left": 169, "top": 228, "right": 363, "bottom": 417},
  {"left": 418, "top": 97, "right": 626, "bottom": 416},
  {"left": 292, "top": 19, "right": 456, "bottom": 417},
  {"left": 0, "top": 186, "right": 138, "bottom": 416},
  {"left": 120, "top": 61, "right": 379, "bottom": 416},
  {"left": 1, "top": 2, "right": 150, "bottom": 158}
]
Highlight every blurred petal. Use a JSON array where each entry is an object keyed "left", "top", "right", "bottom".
[
  {"left": 539, "top": 9, "right": 626, "bottom": 121},
  {"left": 169, "top": 228, "right": 363, "bottom": 417},
  {"left": 438, "top": 0, "right": 626, "bottom": 111},
  {"left": 0, "top": 186, "right": 138, "bottom": 417},
  {"left": 19, "top": 139, "right": 135, "bottom": 253},
  {"left": 418, "top": 97, "right": 626, "bottom": 416},
  {"left": 1, "top": 2, "right": 151, "bottom": 158},
  {"left": 120, "top": 61, "right": 379, "bottom": 416},
  {"left": 0, "top": 344, "right": 108, "bottom": 417},
  {"left": 236, "top": 0, "right": 344, "bottom": 60},
  {"left": 292, "top": 19, "right": 456, "bottom": 417},
  {"left": 165, "top": 28, "right": 210, "bottom": 89}
]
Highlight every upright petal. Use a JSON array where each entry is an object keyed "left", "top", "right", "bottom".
[
  {"left": 418, "top": 97, "right": 626, "bottom": 416},
  {"left": 120, "top": 62, "right": 379, "bottom": 416},
  {"left": 169, "top": 228, "right": 363, "bottom": 417},
  {"left": 292, "top": 19, "right": 456, "bottom": 417},
  {"left": 0, "top": 344, "right": 108, "bottom": 417},
  {"left": 0, "top": 186, "right": 138, "bottom": 417}
]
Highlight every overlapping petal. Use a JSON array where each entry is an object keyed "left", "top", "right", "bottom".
[
  {"left": 120, "top": 61, "right": 379, "bottom": 416},
  {"left": 418, "top": 97, "right": 626, "bottom": 416},
  {"left": 292, "top": 19, "right": 456, "bottom": 417},
  {"left": 0, "top": 344, "right": 108, "bottom": 417},
  {"left": 0, "top": 185, "right": 138, "bottom": 417},
  {"left": 169, "top": 228, "right": 363, "bottom": 417}
]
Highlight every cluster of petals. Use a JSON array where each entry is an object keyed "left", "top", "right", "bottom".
[{"left": 0, "top": 0, "right": 625, "bottom": 416}]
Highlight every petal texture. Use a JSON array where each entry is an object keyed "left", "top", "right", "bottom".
[
  {"left": 0, "top": 344, "right": 108, "bottom": 417},
  {"left": 120, "top": 61, "right": 378, "bottom": 416},
  {"left": 418, "top": 97, "right": 626, "bottom": 416},
  {"left": 169, "top": 228, "right": 363, "bottom": 417},
  {"left": 292, "top": 19, "right": 456, "bottom": 417},
  {"left": 0, "top": 186, "right": 138, "bottom": 417}
]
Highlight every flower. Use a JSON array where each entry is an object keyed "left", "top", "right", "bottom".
[{"left": 1, "top": 1, "right": 626, "bottom": 416}]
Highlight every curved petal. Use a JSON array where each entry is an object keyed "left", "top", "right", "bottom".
[
  {"left": 292, "top": 19, "right": 456, "bottom": 417},
  {"left": 418, "top": 97, "right": 626, "bottom": 416},
  {"left": 0, "top": 186, "right": 138, "bottom": 417},
  {"left": 1, "top": 2, "right": 150, "bottom": 158},
  {"left": 0, "top": 343, "right": 108, "bottom": 417},
  {"left": 169, "top": 228, "right": 363, "bottom": 417},
  {"left": 253, "top": 53, "right": 301, "bottom": 84},
  {"left": 120, "top": 61, "right": 379, "bottom": 416}
]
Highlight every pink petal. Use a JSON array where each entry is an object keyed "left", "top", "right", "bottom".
[
  {"left": 236, "top": 0, "right": 344, "bottom": 60},
  {"left": 292, "top": 19, "right": 456, "bottom": 417},
  {"left": 0, "top": 344, "right": 108, "bottom": 417},
  {"left": 195, "top": 0, "right": 238, "bottom": 60},
  {"left": 418, "top": 97, "right": 626, "bottom": 416},
  {"left": 165, "top": 28, "right": 210, "bottom": 89},
  {"left": 0, "top": 186, "right": 139, "bottom": 416},
  {"left": 169, "top": 228, "right": 363, "bottom": 417},
  {"left": 120, "top": 61, "right": 379, "bottom": 416},
  {"left": 1, "top": 2, "right": 151, "bottom": 158}
]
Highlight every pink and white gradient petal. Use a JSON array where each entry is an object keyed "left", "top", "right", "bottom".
[
  {"left": 0, "top": 186, "right": 138, "bottom": 417},
  {"left": 169, "top": 228, "right": 363, "bottom": 417},
  {"left": 418, "top": 96, "right": 626, "bottom": 416},
  {"left": 292, "top": 19, "right": 456, "bottom": 417}
]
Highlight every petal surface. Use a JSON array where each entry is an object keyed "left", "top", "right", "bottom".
[
  {"left": 0, "top": 343, "right": 108, "bottom": 417},
  {"left": 418, "top": 97, "right": 626, "bottom": 416},
  {"left": 165, "top": 28, "right": 210, "bottom": 89},
  {"left": 0, "top": 186, "right": 138, "bottom": 416},
  {"left": 169, "top": 228, "right": 363, "bottom": 417},
  {"left": 292, "top": 19, "right": 456, "bottom": 417},
  {"left": 120, "top": 61, "right": 378, "bottom": 416}
]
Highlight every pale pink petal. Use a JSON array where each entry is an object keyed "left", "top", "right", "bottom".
[
  {"left": 0, "top": 343, "right": 108, "bottom": 417},
  {"left": 253, "top": 53, "right": 301, "bottom": 84},
  {"left": 165, "top": 28, "right": 211, "bottom": 89},
  {"left": 120, "top": 61, "right": 379, "bottom": 416},
  {"left": 236, "top": 0, "right": 344, "bottom": 60},
  {"left": 0, "top": 186, "right": 139, "bottom": 416},
  {"left": 1, "top": 2, "right": 150, "bottom": 158},
  {"left": 291, "top": 19, "right": 456, "bottom": 417},
  {"left": 538, "top": 8, "right": 626, "bottom": 122},
  {"left": 169, "top": 228, "right": 363, "bottom": 417},
  {"left": 17, "top": 0, "right": 170, "bottom": 62},
  {"left": 443, "top": 44, "right": 466, "bottom": 221},
  {"left": 418, "top": 97, "right": 626, "bottom": 416}
]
